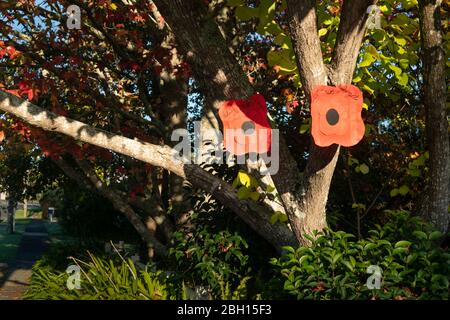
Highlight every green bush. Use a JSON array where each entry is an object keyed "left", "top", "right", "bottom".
[
  {"left": 269, "top": 212, "right": 449, "bottom": 300},
  {"left": 167, "top": 227, "right": 252, "bottom": 299},
  {"left": 23, "top": 251, "right": 169, "bottom": 300},
  {"left": 24, "top": 211, "right": 449, "bottom": 300}
]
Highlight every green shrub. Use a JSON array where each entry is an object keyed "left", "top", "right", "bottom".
[
  {"left": 167, "top": 227, "right": 252, "bottom": 299},
  {"left": 269, "top": 212, "right": 449, "bottom": 300},
  {"left": 23, "top": 251, "right": 169, "bottom": 300}
]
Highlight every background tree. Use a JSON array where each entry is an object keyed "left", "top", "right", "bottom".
[{"left": 418, "top": 0, "right": 449, "bottom": 233}]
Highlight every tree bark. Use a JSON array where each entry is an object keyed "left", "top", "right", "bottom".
[{"left": 418, "top": 0, "right": 450, "bottom": 233}]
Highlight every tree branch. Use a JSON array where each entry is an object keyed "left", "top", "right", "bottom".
[
  {"left": 286, "top": 0, "right": 328, "bottom": 94},
  {"left": 0, "top": 90, "right": 297, "bottom": 250},
  {"left": 329, "top": 0, "right": 378, "bottom": 85}
]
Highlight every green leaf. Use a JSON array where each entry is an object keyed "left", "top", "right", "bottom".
[
  {"left": 362, "top": 84, "right": 375, "bottom": 95},
  {"left": 278, "top": 213, "right": 288, "bottom": 223},
  {"left": 237, "top": 186, "right": 250, "bottom": 200},
  {"left": 235, "top": 171, "right": 254, "bottom": 188},
  {"left": 353, "top": 75, "right": 362, "bottom": 83},
  {"left": 393, "top": 247, "right": 408, "bottom": 255},
  {"left": 235, "top": 6, "right": 258, "bottom": 21},
  {"left": 348, "top": 157, "right": 359, "bottom": 166},
  {"left": 260, "top": 21, "right": 283, "bottom": 36},
  {"left": 412, "top": 231, "right": 427, "bottom": 240},
  {"left": 407, "top": 168, "right": 421, "bottom": 177},
  {"left": 389, "top": 64, "right": 402, "bottom": 77},
  {"left": 299, "top": 123, "right": 310, "bottom": 134},
  {"left": 394, "top": 36, "right": 407, "bottom": 46},
  {"left": 429, "top": 231, "right": 443, "bottom": 241},
  {"left": 318, "top": 28, "right": 328, "bottom": 37},
  {"left": 366, "top": 44, "right": 379, "bottom": 58},
  {"left": 390, "top": 188, "right": 399, "bottom": 197},
  {"left": 395, "top": 240, "right": 412, "bottom": 248},
  {"left": 341, "top": 260, "right": 354, "bottom": 272},
  {"left": 274, "top": 33, "right": 292, "bottom": 49},
  {"left": 359, "top": 163, "right": 370, "bottom": 175},
  {"left": 398, "top": 73, "right": 409, "bottom": 86},
  {"left": 362, "top": 100, "right": 369, "bottom": 110},
  {"left": 249, "top": 191, "right": 260, "bottom": 201},
  {"left": 282, "top": 246, "right": 295, "bottom": 254},
  {"left": 364, "top": 243, "right": 377, "bottom": 251},
  {"left": 270, "top": 213, "right": 278, "bottom": 225},
  {"left": 298, "top": 255, "right": 309, "bottom": 265},
  {"left": 270, "top": 211, "right": 288, "bottom": 225},
  {"left": 227, "top": 0, "right": 244, "bottom": 7},
  {"left": 267, "top": 49, "right": 297, "bottom": 74},
  {"left": 398, "top": 185, "right": 409, "bottom": 196},
  {"left": 406, "top": 254, "right": 417, "bottom": 264},
  {"left": 332, "top": 253, "right": 342, "bottom": 265},
  {"left": 379, "top": 5, "right": 390, "bottom": 13},
  {"left": 359, "top": 52, "right": 376, "bottom": 67}
]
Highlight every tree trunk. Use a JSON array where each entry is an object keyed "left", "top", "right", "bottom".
[
  {"left": 418, "top": 0, "right": 450, "bottom": 233},
  {"left": 7, "top": 197, "right": 15, "bottom": 234},
  {"left": 23, "top": 199, "right": 28, "bottom": 218},
  {"left": 142, "top": 0, "right": 376, "bottom": 245},
  {"left": 283, "top": 0, "right": 377, "bottom": 243}
]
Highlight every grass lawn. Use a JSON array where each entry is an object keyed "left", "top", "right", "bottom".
[
  {"left": 0, "top": 217, "right": 32, "bottom": 263},
  {"left": 16, "top": 209, "right": 42, "bottom": 219}
]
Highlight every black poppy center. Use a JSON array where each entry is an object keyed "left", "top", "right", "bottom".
[
  {"left": 326, "top": 108, "right": 339, "bottom": 126},
  {"left": 241, "top": 121, "right": 255, "bottom": 135}
]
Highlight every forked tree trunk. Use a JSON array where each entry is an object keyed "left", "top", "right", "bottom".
[
  {"left": 154, "top": 0, "right": 376, "bottom": 245},
  {"left": 418, "top": 0, "right": 450, "bottom": 233},
  {"left": 283, "top": 0, "right": 377, "bottom": 243}
]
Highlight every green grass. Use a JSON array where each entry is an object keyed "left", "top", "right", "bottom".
[
  {"left": 15, "top": 209, "right": 42, "bottom": 219},
  {"left": 0, "top": 218, "right": 32, "bottom": 263}
]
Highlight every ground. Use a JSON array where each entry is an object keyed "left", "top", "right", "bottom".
[
  {"left": 0, "top": 219, "right": 49, "bottom": 300},
  {"left": 0, "top": 217, "right": 31, "bottom": 262}
]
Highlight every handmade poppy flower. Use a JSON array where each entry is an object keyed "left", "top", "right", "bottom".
[
  {"left": 218, "top": 93, "right": 271, "bottom": 155},
  {"left": 311, "top": 85, "right": 365, "bottom": 147}
]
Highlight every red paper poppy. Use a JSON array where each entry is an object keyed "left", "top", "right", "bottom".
[
  {"left": 218, "top": 93, "right": 271, "bottom": 155},
  {"left": 311, "top": 85, "right": 365, "bottom": 147}
]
